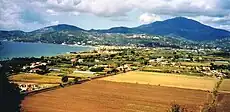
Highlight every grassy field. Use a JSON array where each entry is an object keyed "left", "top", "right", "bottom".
[
  {"left": 100, "top": 71, "right": 217, "bottom": 91},
  {"left": 9, "top": 73, "right": 63, "bottom": 84},
  {"left": 67, "top": 73, "right": 96, "bottom": 78},
  {"left": 219, "top": 79, "right": 230, "bottom": 92},
  {"left": 180, "top": 62, "right": 211, "bottom": 66}
]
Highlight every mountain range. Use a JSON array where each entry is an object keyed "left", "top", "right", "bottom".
[
  {"left": 0, "top": 17, "right": 230, "bottom": 42},
  {"left": 92, "top": 17, "right": 230, "bottom": 41}
]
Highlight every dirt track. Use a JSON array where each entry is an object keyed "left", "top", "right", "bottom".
[{"left": 22, "top": 80, "right": 210, "bottom": 112}]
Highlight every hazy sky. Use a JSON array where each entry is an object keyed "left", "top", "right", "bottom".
[{"left": 0, "top": 0, "right": 230, "bottom": 31}]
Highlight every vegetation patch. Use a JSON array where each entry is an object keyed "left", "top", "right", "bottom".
[{"left": 9, "top": 73, "right": 62, "bottom": 84}]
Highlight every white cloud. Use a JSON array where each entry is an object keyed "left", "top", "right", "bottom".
[
  {"left": 188, "top": 15, "right": 230, "bottom": 31},
  {"left": 1, "top": 0, "right": 230, "bottom": 31},
  {"left": 46, "top": 9, "right": 59, "bottom": 15},
  {"left": 70, "top": 12, "right": 80, "bottom": 16},
  {"left": 0, "top": 0, "right": 23, "bottom": 30},
  {"left": 51, "top": 20, "right": 59, "bottom": 25},
  {"left": 32, "top": 0, "right": 229, "bottom": 18},
  {"left": 139, "top": 13, "right": 161, "bottom": 23}
]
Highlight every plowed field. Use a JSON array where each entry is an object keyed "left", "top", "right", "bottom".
[{"left": 22, "top": 80, "right": 210, "bottom": 112}]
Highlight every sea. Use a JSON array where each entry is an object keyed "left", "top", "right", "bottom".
[{"left": 0, "top": 41, "right": 94, "bottom": 60}]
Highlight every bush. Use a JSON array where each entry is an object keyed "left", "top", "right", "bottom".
[
  {"left": 74, "top": 77, "right": 82, "bottom": 84},
  {"left": 169, "top": 103, "right": 186, "bottom": 112},
  {"left": 90, "top": 67, "right": 104, "bottom": 72},
  {"left": 61, "top": 76, "right": 68, "bottom": 83}
]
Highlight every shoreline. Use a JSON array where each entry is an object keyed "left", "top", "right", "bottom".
[
  {"left": 0, "top": 40, "right": 97, "bottom": 49},
  {"left": 0, "top": 41, "right": 96, "bottom": 61}
]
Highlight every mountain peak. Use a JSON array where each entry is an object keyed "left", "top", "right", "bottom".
[
  {"left": 47, "top": 24, "right": 84, "bottom": 31},
  {"left": 165, "top": 17, "right": 200, "bottom": 24},
  {"left": 32, "top": 24, "right": 84, "bottom": 33},
  {"left": 135, "top": 17, "right": 230, "bottom": 40}
]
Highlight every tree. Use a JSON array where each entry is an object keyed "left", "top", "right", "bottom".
[
  {"left": 90, "top": 67, "right": 104, "bottom": 72},
  {"left": 0, "top": 71, "right": 22, "bottom": 112},
  {"left": 61, "top": 76, "right": 68, "bottom": 83}
]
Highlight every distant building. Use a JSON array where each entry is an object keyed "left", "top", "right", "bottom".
[{"left": 78, "top": 59, "right": 84, "bottom": 63}]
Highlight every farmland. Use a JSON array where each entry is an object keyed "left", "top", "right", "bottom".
[
  {"left": 9, "top": 73, "right": 63, "bottom": 84},
  {"left": 219, "top": 79, "right": 230, "bottom": 92},
  {"left": 216, "top": 93, "right": 230, "bottom": 111},
  {"left": 22, "top": 80, "right": 210, "bottom": 112},
  {"left": 100, "top": 71, "right": 218, "bottom": 91},
  {"left": 1, "top": 45, "right": 229, "bottom": 112}
]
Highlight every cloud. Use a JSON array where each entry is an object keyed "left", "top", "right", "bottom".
[
  {"left": 189, "top": 15, "right": 230, "bottom": 31},
  {"left": 0, "top": 0, "right": 49, "bottom": 31},
  {"left": 1, "top": 0, "right": 230, "bottom": 31},
  {"left": 46, "top": 9, "right": 59, "bottom": 15},
  {"left": 139, "top": 13, "right": 162, "bottom": 23},
  {"left": 34, "top": 0, "right": 229, "bottom": 17},
  {"left": 36, "top": 0, "right": 133, "bottom": 17},
  {"left": 0, "top": 0, "right": 23, "bottom": 30},
  {"left": 51, "top": 20, "right": 59, "bottom": 25}
]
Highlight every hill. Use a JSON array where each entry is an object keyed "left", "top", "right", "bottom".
[{"left": 93, "top": 17, "right": 230, "bottom": 41}]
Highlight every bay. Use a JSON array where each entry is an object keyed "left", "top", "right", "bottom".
[{"left": 0, "top": 41, "right": 93, "bottom": 60}]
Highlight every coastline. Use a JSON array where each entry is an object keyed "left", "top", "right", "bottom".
[
  {"left": 0, "top": 40, "right": 97, "bottom": 49},
  {"left": 0, "top": 41, "right": 96, "bottom": 61}
]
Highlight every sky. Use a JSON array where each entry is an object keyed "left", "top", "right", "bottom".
[{"left": 0, "top": 0, "right": 230, "bottom": 31}]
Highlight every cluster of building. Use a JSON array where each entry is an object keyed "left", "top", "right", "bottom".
[
  {"left": 22, "top": 62, "right": 49, "bottom": 74},
  {"left": 13, "top": 82, "right": 56, "bottom": 93}
]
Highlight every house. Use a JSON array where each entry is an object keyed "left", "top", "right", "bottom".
[
  {"left": 78, "top": 59, "right": 84, "bottom": 63},
  {"left": 71, "top": 58, "right": 77, "bottom": 63},
  {"left": 17, "top": 83, "right": 40, "bottom": 92},
  {"left": 22, "top": 66, "right": 30, "bottom": 70},
  {"left": 149, "top": 57, "right": 165, "bottom": 63},
  {"left": 116, "top": 64, "right": 131, "bottom": 72},
  {"left": 95, "top": 59, "right": 100, "bottom": 62},
  {"left": 30, "top": 62, "right": 47, "bottom": 69},
  {"left": 29, "top": 68, "right": 43, "bottom": 73}
]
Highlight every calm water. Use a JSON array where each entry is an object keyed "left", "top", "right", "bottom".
[{"left": 0, "top": 41, "right": 93, "bottom": 60}]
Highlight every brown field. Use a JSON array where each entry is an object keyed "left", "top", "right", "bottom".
[
  {"left": 216, "top": 93, "right": 230, "bottom": 111},
  {"left": 219, "top": 79, "right": 230, "bottom": 92},
  {"left": 22, "top": 80, "right": 210, "bottom": 112},
  {"left": 100, "top": 71, "right": 217, "bottom": 91},
  {"left": 9, "top": 73, "right": 62, "bottom": 84}
]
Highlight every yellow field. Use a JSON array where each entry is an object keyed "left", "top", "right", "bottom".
[
  {"left": 219, "top": 79, "right": 230, "bottom": 92},
  {"left": 100, "top": 71, "right": 217, "bottom": 91},
  {"left": 9, "top": 73, "right": 62, "bottom": 84},
  {"left": 180, "top": 62, "right": 211, "bottom": 66}
]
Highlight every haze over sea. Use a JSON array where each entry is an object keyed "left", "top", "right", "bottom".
[{"left": 0, "top": 41, "right": 93, "bottom": 60}]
